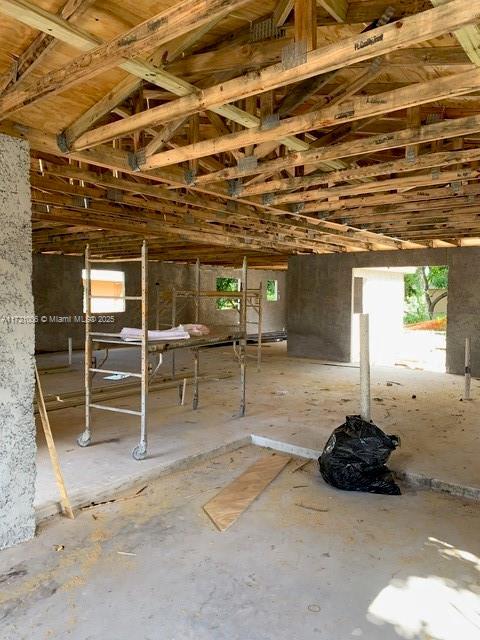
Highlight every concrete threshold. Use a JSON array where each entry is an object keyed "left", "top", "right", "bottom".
[
  {"left": 35, "top": 436, "right": 251, "bottom": 523},
  {"left": 251, "top": 434, "right": 480, "bottom": 502},
  {"left": 37, "top": 431, "right": 480, "bottom": 526}
]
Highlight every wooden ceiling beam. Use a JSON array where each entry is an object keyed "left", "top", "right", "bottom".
[
  {"left": 431, "top": 0, "right": 480, "bottom": 66},
  {"left": 61, "top": 76, "right": 142, "bottom": 149},
  {"left": 197, "top": 111, "right": 480, "bottom": 185},
  {"left": 268, "top": 167, "right": 480, "bottom": 205},
  {"left": 306, "top": 185, "right": 480, "bottom": 216},
  {"left": 1, "top": 0, "right": 308, "bottom": 153},
  {"left": 273, "top": 0, "right": 295, "bottom": 27},
  {"left": 0, "top": 0, "right": 94, "bottom": 94},
  {"left": 239, "top": 146, "right": 480, "bottom": 197},
  {"left": 0, "top": 0, "right": 254, "bottom": 118},
  {"left": 29, "top": 173, "right": 366, "bottom": 252},
  {"left": 135, "top": 69, "right": 480, "bottom": 171},
  {"left": 167, "top": 43, "right": 471, "bottom": 80},
  {"left": 69, "top": 0, "right": 480, "bottom": 150},
  {"left": 316, "top": 0, "right": 347, "bottom": 24},
  {"left": 2, "top": 121, "right": 423, "bottom": 251}
]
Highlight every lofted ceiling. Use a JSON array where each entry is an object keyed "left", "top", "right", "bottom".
[{"left": 0, "top": 0, "right": 480, "bottom": 267}]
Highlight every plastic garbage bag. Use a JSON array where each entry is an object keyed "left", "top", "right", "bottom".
[{"left": 319, "top": 415, "right": 401, "bottom": 495}]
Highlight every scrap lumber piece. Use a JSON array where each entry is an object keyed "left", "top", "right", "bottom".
[
  {"left": 34, "top": 362, "right": 74, "bottom": 519},
  {"left": 203, "top": 453, "right": 290, "bottom": 531}
]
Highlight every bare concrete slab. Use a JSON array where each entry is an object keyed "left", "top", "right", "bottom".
[
  {"left": 34, "top": 343, "right": 480, "bottom": 520},
  {"left": 2, "top": 446, "right": 480, "bottom": 640}
]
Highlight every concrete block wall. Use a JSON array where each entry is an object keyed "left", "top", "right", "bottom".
[
  {"left": 0, "top": 135, "right": 36, "bottom": 549},
  {"left": 33, "top": 255, "right": 286, "bottom": 352},
  {"left": 287, "top": 248, "right": 480, "bottom": 376}
]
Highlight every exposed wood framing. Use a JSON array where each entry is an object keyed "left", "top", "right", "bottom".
[
  {"left": 0, "top": 0, "right": 254, "bottom": 116},
  {"left": 66, "top": 0, "right": 480, "bottom": 150},
  {"left": 1, "top": 0, "right": 479, "bottom": 260}
]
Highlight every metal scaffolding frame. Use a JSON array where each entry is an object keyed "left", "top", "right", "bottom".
[
  {"left": 78, "top": 240, "right": 149, "bottom": 459},
  {"left": 157, "top": 257, "right": 264, "bottom": 374},
  {"left": 77, "top": 244, "right": 250, "bottom": 460}
]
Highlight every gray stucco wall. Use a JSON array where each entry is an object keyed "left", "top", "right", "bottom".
[
  {"left": 33, "top": 256, "right": 286, "bottom": 352},
  {"left": 0, "top": 134, "right": 36, "bottom": 549},
  {"left": 287, "top": 248, "right": 480, "bottom": 376}
]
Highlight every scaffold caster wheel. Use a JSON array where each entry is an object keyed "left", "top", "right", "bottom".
[
  {"left": 132, "top": 444, "right": 147, "bottom": 461},
  {"left": 76, "top": 432, "right": 91, "bottom": 447}
]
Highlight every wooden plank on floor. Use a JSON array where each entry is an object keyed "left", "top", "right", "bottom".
[{"left": 203, "top": 453, "right": 291, "bottom": 531}]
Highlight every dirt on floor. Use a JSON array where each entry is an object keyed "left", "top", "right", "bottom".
[
  {"left": 1, "top": 445, "right": 480, "bottom": 640},
  {"left": 34, "top": 342, "right": 480, "bottom": 518}
]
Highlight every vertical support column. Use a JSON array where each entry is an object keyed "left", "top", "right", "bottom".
[
  {"left": 171, "top": 286, "right": 177, "bottom": 379},
  {"left": 294, "top": 0, "right": 317, "bottom": 51},
  {"left": 464, "top": 337, "right": 471, "bottom": 401},
  {"left": 68, "top": 336, "right": 73, "bottom": 366},
  {"left": 155, "top": 281, "right": 160, "bottom": 330},
  {"left": 133, "top": 240, "right": 149, "bottom": 460},
  {"left": 194, "top": 258, "right": 200, "bottom": 323},
  {"left": 193, "top": 349, "right": 200, "bottom": 410},
  {"left": 359, "top": 313, "right": 371, "bottom": 422},
  {"left": 257, "top": 282, "right": 263, "bottom": 372},
  {"left": 77, "top": 244, "right": 92, "bottom": 448},
  {"left": 239, "top": 256, "right": 248, "bottom": 417},
  {"left": 0, "top": 135, "right": 36, "bottom": 549}
]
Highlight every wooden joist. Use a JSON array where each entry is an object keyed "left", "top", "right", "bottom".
[
  {"left": 316, "top": 0, "right": 347, "bottom": 24},
  {"left": 196, "top": 112, "right": 480, "bottom": 185},
  {"left": 65, "top": 0, "right": 480, "bottom": 150},
  {"left": 0, "top": 0, "right": 309, "bottom": 153},
  {"left": 431, "top": 0, "right": 480, "bottom": 66},
  {"left": 237, "top": 147, "right": 480, "bottom": 197},
  {"left": 0, "top": 0, "right": 95, "bottom": 93},
  {"left": 131, "top": 69, "right": 480, "bottom": 171},
  {"left": 0, "top": 0, "right": 254, "bottom": 117}
]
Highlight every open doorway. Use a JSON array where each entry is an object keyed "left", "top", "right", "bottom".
[
  {"left": 351, "top": 266, "right": 448, "bottom": 372},
  {"left": 400, "top": 266, "right": 448, "bottom": 372}
]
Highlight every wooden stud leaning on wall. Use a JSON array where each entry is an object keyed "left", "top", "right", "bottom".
[{"left": 34, "top": 363, "right": 74, "bottom": 519}]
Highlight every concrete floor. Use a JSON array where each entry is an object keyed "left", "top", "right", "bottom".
[
  {"left": 1, "top": 445, "right": 480, "bottom": 640},
  {"left": 35, "top": 342, "right": 480, "bottom": 519}
]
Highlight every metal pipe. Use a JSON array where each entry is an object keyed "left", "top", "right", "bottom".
[
  {"left": 464, "top": 336, "right": 471, "bottom": 400},
  {"left": 89, "top": 403, "right": 143, "bottom": 416},
  {"left": 240, "top": 256, "right": 248, "bottom": 416},
  {"left": 171, "top": 287, "right": 177, "bottom": 379},
  {"left": 68, "top": 337, "right": 72, "bottom": 366},
  {"left": 155, "top": 281, "right": 160, "bottom": 331},
  {"left": 257, "top": 281, "right": 263, "bottom": 372},
  {"left": 194, "top": 258, "right": 200, "bottom": 323},
  {"left": 193, "top": 350, "right": 199, "bottom": 409},
  {"left": 138, "top": 240, "right": 149, "bottom": 457},
  {"left": 359, "top": 313, "right": 371, "bottom": 422},
  {"left": 77, "top": 244, "right": 92, "bottom": 447}
]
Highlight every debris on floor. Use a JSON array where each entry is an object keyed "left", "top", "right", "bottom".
[
  {"left": 318, "top": 415, "right": 401, "bottom": 495},
  {"left": 203, "top": 453, "right": 290, "bottom": 531}
]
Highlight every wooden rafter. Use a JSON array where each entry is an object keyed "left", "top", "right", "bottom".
[
  {"left": 129, "top": 69, "right": 480, "bottom": 171},
  {"left": 1, "top": 0, "right": 480, "bottom": 257},
  {"left": 0, "top": 0, "right": 309, "bottom": 153},
  {"left": 0, "top": 0, "right": 254, "bottom": 117},
  {"left": 65, "top": 1, "right": 480, "bottom": 151}
]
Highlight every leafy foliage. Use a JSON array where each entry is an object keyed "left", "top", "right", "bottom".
[
  {"left": 216, "top": 277, "right": 240, "bottom": 310},
  {"left": 404, "top": 266, "right": 448, "bottom": 326},
  {"left": 266, "top": 279, "right": 278, "bottom": 302}
]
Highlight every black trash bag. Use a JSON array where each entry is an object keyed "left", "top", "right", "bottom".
[{"left": 319, "top": 415, "right": 401, "bottom": 495}]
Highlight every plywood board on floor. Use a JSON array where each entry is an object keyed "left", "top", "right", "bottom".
[{"left": 203, "top": 453, "right": 291, "bottom": 531}]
